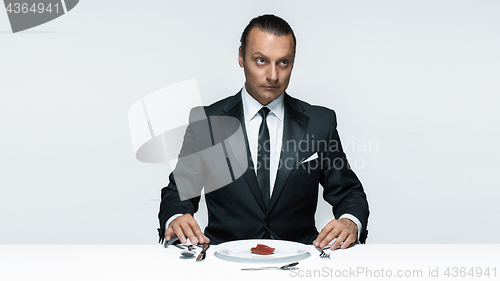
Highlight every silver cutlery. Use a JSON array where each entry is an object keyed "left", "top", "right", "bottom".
[
  {"left": 241, "top": 262, "right": 299, "bottom": 271},
  {"left": 175, "top": 244, "right": 196, "bottom": 258},
  {"left": 196, "top": 244, "right": 210, "bottom": 261},
  {"left": 315, "top": 246, "right": 330, "bottom": 259}
]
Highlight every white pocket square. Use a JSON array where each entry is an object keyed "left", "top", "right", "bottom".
[{"left": 301, "top": 152, "right": 318, "bottom": 164}]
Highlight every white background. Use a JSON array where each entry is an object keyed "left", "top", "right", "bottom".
[{"left": 0, "top": 0, "right": 499, "bottom": 244}]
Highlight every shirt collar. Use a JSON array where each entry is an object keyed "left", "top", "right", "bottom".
[{"left": 241, "top": 85, "right": 284, "bottom": 122}]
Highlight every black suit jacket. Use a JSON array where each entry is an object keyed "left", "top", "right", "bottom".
[{"left": 158, "top": 91, "right": 369, "bottom": 244}]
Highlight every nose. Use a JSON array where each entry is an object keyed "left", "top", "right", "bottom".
[{"left": 266, "top": 64, "right": 278, "bottom": 81}]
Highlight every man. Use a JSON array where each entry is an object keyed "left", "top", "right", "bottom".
[{"left": 158, "top": 14, "right": 369, "bottom": 250}]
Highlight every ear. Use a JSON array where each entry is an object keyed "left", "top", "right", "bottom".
[{"left": 238, "top": 47, "right": 244, "bottom": 67}]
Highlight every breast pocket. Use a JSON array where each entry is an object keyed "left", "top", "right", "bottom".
[{"left": 295, "top": 157, "right": 321, "bottom": 175}]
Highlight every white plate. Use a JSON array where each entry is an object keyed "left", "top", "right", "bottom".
[{"left": 214, "top": 239, "right": 311, "bottom": 263}]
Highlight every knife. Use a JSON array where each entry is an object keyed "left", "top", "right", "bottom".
[{"left": 196, "top": 244, "right": 210, "bottom": 261}]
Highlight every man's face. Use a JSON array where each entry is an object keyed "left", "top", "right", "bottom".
[{"left": 239, "top": 28, "right": 295, "bottom": 106}]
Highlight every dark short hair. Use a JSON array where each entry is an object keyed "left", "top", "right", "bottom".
[{"left": 240, "top": 14, "right": 296, "bottom": 59}]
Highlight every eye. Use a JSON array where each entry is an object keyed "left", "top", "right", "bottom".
[
  {"left": 279, "top": 60, "right": 288, "bottom": 66},
  {"left": 256, "top": 58, "right": 266, "bottom": 65}
]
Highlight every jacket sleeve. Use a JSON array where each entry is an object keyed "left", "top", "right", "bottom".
[
  {"left": 319, "top": 109, "right": 370, "bottom": 243},
  {"left": 157, "top": 107, "right": 207, "bottom": 243}
]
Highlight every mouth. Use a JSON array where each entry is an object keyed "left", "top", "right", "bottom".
[{"left": 264, "top": 86, "right": 279, "bottom": 90}]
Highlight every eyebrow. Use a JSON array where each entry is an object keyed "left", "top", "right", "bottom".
[{"left": 251, "top": 52, "right": 294, "bottom": 60}]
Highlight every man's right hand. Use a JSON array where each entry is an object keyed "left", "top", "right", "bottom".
[{"left": 164, "top": 214, "right": 210, "bottom": 245}]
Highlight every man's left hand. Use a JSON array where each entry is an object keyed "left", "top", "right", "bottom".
[{"left": 313, "top": 218, "right": 358, "bottom": 250}]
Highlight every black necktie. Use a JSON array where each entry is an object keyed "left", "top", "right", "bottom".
[{"left": 257, "top": 107, "right": 271, "bottom": 208}]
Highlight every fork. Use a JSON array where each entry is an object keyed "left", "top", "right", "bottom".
[{"left": 315, "top": 246, "right": 330, "bottom": 259}]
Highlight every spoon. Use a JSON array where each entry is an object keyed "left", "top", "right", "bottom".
[{"left": 241, "top": 262, "right": 299, "bottom": 270}]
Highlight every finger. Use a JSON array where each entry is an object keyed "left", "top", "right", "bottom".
[
  {"left": 188, "top": 220, "right": 203, "bottom": 244},
  {"left": 203, "top": 235, "right": 210, "bottom": 244},
  {"left": 313, "top": 233, "right": 324, "bottom": 247},
  {"left": 180, "top": 222, "right": 198, "bottom": 245},
  {"left": 172, "top": 223, "right": 187, "bottom": 244},
  {"left": 314, "top": 231, "right": 329, "bottom": 247},
  {"left": 164, "top": 225, "right": 175, "bottom": 241},
  {"left": 341, "top": 233, "right": 356, "bottom": 249},
  {"left": 314, "top": 220, "right": 338, "bottom": 247},
  {"left": 331, "top": 231, "right": 348, "bottom": 250},
  {"left": 189, "top": 220, "right": 210, "bottom": 244},
  {"left": 320, "top": 227, "right": 341, "bottom": 248}
]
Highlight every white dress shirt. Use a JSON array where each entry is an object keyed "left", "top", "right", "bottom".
[{"left": 241, "top": 86, "right": 283, "bottom": 196}]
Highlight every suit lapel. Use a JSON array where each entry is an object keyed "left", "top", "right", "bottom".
[
  {"left": 218, "top": 92, "right": 267, "bottom": 213},
  {"left": 267, "top": 94, "right": 309, "bottom": 213}
]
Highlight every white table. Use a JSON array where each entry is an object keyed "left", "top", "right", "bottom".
[{"left": 1, "top": 244, "right": 498, "bottom": 280}]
